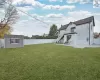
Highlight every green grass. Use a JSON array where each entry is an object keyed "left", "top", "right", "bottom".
[{"left": 0, "top": 44, "right": 100, "bottom": 80}]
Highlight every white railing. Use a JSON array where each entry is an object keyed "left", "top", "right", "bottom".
[{"left": 55, "top": 33, "right": 65, "bottom": 43}]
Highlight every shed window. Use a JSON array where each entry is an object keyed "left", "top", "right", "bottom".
[{"left": 10, "top": 38, "right": 20, "bottom": 44}]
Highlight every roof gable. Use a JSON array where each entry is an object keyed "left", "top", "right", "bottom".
[
  {"left": 74, "top": 16, "right": 95, "bottom": 26},
  {"left": 59, "top": 16, "right": 95, "bottom": 31}
]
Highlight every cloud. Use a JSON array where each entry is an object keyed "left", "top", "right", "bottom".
[
  {"left": 32, "top": 1, "right": 45, "bottom": 7},
  {"left": 12, "top": 29, "right": 24, "bottom": 35},
  {"left": 68, "top": 10, "right": 92, "bottom": 18},
  {"left": 66, "top": 0, "right": 92, "bottom": 4},
  {"left": 43, "top": 5, "right": 75, "bottom": 10},
  {"left": 13, "top": 0, "right": 45, "bottom": 7},
  {"left": 12, "top": 19, "right": 50, "bottom": 36},
  {"left": 13, "top": 0, "right": 35, "bottom": 5},
  {"left": 67, "top": 0, "right": 80, "bottom": 3},
  {"left": 49, "top": 0, "right": 57, "bottom": 2},
  {"left": 46, "top": 13, "right": 64, "bottom": 18},
  {"left": 49, "top": 0, "right": 63, "bottom": 2},
  {"left": 13, "top": 0, "right": 75, "bottom": 10},
  {"left": 17, "top": 6, "right": 33, "bottom": 11},
  {"left": 68, "top": 10, "right": 100, "bottom": 18},
  {"left": 60, "top": 0, "right": 63, "bottom": 2},
  {"left": 16, "top": 6, "right": 34, "bottom": 17}
]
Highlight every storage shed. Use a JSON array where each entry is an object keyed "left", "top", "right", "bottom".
[{"left": 4, "top": 34, "right": 24, "bottom": 48}]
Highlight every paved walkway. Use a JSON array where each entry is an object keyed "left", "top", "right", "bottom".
[{"left": 56, "top": 43, "right": 100, "bottom": 48}]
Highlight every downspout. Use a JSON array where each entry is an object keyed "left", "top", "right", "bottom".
[{"left": 89, "top": 23, "right": 90, "bottom": 45}]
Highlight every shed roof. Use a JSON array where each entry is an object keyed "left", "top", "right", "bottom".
[{"left": 4, "top": 34, "right": 24, "bottom": 38}]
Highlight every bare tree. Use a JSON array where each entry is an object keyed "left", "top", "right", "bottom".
[{"left": 0, "top": 0, "right": 19, "bottom": 32}]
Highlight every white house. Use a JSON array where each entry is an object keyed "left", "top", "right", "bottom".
[{"left": 56, "top": 16, "right": 96, "bottom": 46}]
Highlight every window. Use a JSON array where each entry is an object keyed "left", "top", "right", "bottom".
[
  {"left": 71, "top": 27, "right": 76, "bottom": 33},
  {"left": 10, "top": 38, "right": 20, "bottom": 44}
]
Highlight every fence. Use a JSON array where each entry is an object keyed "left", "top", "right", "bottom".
[
  {"left": 93, "top": 38, "right": 100, "bottom": 45},
  {"left": 0, "top": 39, "right": 4, "bottom": 48}
]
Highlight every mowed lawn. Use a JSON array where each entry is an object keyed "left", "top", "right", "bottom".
[{"left": 0, "top": 44, "right": 100, "bottom": 80}]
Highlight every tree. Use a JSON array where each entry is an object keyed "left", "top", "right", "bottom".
[
  {"left": 94, "top": 32, "right": 100, "bottom": 38},
  {"left": 49, "top": 24, "right": 57, "bottom": 36},
  {"left": 0, "top": 25, "right": 12, "bottom": 38},
  {"left": 0, "top": 0, "right": 19, "bottom": 38}
]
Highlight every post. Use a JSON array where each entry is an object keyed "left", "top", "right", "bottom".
[{"left": 74, "top": 34, "right": 77, "bottom": 46}]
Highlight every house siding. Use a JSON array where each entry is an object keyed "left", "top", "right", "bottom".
[
  {"left": 57, "top": 16, "right": 95, "bottom": 46},
  {"left": 67, "top": 34, "right": 77, "bottom": 45},
  {"left": 75, "top": 23, "right": 89, "bottom": 45},
  {"left": 59, "top": 30, "right": 65, "bottom": 36},
  {"left": 65, "top": 24, "right": 76, "bottom": 33},
  {"left": 90, "top": 20, "right": 94, "bottom": 45},
  {"left": 58, "top": 23, "right": 93, "bottom": 45}
]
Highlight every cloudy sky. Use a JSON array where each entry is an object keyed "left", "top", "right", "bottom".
[{"left": 1, "top": 0, "right": 100, "bottom": 37}]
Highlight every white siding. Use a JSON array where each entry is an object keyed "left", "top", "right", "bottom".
[
  {"left": 90, "top": 20, "right": 94, "bottom": 45},
  {"left": 64, "top": 35, "right": 67, "bottom": 43},
  {"left": 65, "top": 24, "right": 76, "bottom": 33},
  {"left": 68, "top": 34, "right": 77, "bottom": 45},
  {"left": 57, "top": 21, "right": 95, "bottom": 46},
  {"left": 59, "top": 30, "right": 65, "bottom": 36},
  {"left": 75, "top": 23, "right": 89, "bottom": 45}
]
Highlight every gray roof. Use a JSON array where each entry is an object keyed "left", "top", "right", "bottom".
[
  {"left": 59, "top": 16, "right": 95, "bottom": 30},
  {"left": 59, "top": 24, "right": 69, "bottom": 30},
  {"left": 59, "top": 22, "right": 73, "bottom": 30},
  {"left": 4, "top": 34, "right": 24, "bottom": 38}
]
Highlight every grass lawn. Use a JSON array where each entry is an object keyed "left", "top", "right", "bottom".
[{"left": 0, "top": 44, "right": 100, "bottom": 80}]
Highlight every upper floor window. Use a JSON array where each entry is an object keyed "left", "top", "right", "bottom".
[{"left": 71, "top": 27, "right": 76, "bottom": 33}]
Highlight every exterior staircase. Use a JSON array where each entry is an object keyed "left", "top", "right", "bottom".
[{"left": 55, "top": 34, "right": 64, "bottom": 43}]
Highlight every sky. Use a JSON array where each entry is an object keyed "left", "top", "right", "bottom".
[{"left": 1, "top": 0, "right": 100, "bottom": 37}]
